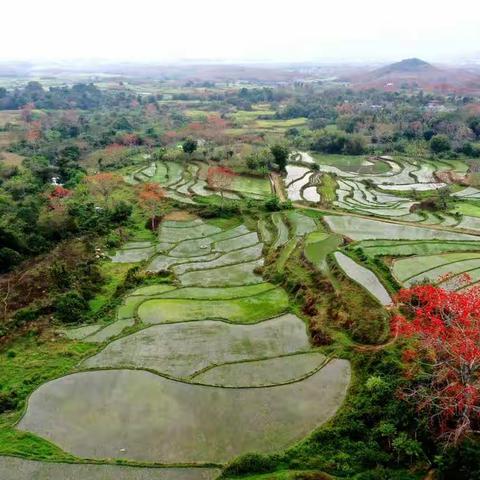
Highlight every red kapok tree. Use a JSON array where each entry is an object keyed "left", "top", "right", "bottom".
[
  {"left": 206, "top": 166, "right": 236, "bottom": 206},
  {"left": 392, "top": 282, "right": 480, "bottom": 444},
  {"left": 137, "top": 182, "right": 165, "bottom": 230},
  {"left": 85, "top": 172, "right": 123, "bottom": 206}
]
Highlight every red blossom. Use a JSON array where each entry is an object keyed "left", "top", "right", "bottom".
[{"left": 393, "top": 283, "right": 480, "bottom": 444}]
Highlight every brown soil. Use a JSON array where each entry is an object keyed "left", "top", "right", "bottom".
[{"left": 163, "top": 210, "right": 196, "bottom": 221}]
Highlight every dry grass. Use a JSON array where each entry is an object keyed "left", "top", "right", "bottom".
[
  {"left": 0, "top": 110, "right": 22, "bottom": 128},
  {"left": 0, "top": 151, "right": 24, "bottom": 167},
  {"left": 0, "top": 132, "right": 20, "bottom": 147},
  {"left": 163, "top": 210, "right": 196, "bottom": 221}
]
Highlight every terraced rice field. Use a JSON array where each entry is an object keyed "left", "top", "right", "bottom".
[
  {"left": 18, "top": 364, "right": 350, "bottom": 464},
  {"left": 0, "top": 457, "right": 220, "bottom": 480},
  {"left": 20, "top": 217, "right": 351, "bottom": 467},
  {"left": 334, "top": 252, "right": 392, "bottom": 305},
  {"left": 285, "top": 153, "right": 477, "bottom": 231},
  {"left": 392, "top": 252, "right": 480, "bottom": 290},
  {"left": 126, "top": 160, "right": 270, "bottom": 203},
  {"left": 324, "top": 215, "right": 480, "bottom": 241}
]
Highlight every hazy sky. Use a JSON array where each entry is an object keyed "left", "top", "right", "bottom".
[{"left": 2, "top": 0, "right": 479, "bottom": 63}]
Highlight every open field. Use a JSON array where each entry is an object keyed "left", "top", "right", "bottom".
[{"left": 18, "top": 363, "right": 350, "bottom": 464}]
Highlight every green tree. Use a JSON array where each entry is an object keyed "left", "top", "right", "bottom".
[
  {"left": 430, "top": 134, "right": 451, "bottom": 154},
  {"left": 182, "top": 138, "right": 197, "bottom": 155},
  {"left": 270, "top": 144, "right": 290, "bottom": 171}
]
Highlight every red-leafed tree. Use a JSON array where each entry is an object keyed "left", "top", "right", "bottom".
[
  {"left": 206, "top": 166, "right": 236, "bottom": 206},
  {"left": 47, "top": 185, "right": 72, "bottom": 211},
  {"left": 137, "top": 182, "right": 165, "bottom": 230},
  {"left": 21, "top": 103, "right": 35, "bottom": 123},
  {"left": 392, "top": 282, "right": 480, "bottom": 444},
  {"left": 85, "top": 172, "right": 123, "bottom": 206}
]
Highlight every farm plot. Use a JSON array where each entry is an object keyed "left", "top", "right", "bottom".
[
  {"left": 166, "top": 225, "right": 250, "bottom": 257},
  {"left": 271, "top": 212, "right": 289, "bottom": 248},
  {"left": 0, "top": 457, "right": 220, "bottom": 480},
  {"left": 18, "top": 363, "right": 350, "bottom": 464},
  {"left": 285, "top": 155, "right": 467, "bottom": 210},
  {"left": 111, "top": 243, "right": 155, "bottom": 263},
  {"left": 159, "top": 222, "right": 221, "bottom": 243},
  {"left": 229, "top": 175, "right": 271, "bottom": 197},
  {"left": 324, "top": 215, "right": 480, "bottom": 241},
  {"left": 83, "top": 319, "right": 135, "bottom": 343},
  {"left": 173, "top": 244, "right": 263, "bottom": 275},
  {"left": 130, "top": 160, "right": 271, "bottom": 203},
  {"left": 354, "top": 240, "right": 480, "bottom": 259},
  {"left": 18, "top": 215, "right": 352, "bottom": 467},
  {"left": 305, "top": 233, "right": 343, "bottom": 272},
  {"left": 193, "top": 352, "right": 328, "bottom": 387},
  {"left": 392, "top": 253, "right": 480, "bottom": 287},
  {"left": 440, "top": 268, "right": 480, "bottom": 291},
  {"left": 287, "top": 172, "right": 313, "bottom": 201},
  {"left": 178, "top": 259, "right": 264, "bottom": 286},
  {"left": 286, "top": 211, "right": 318, "bottom": 236},
  {"left": 334, "top": 252, "right": 392, "bottom": 305},
  {"left": 83, "top": 314, "right": 309, "bottom": 379},
  {"left": 137, "top": 289, "right": 288, "bottom": 324},
  {"left": 137, "top": 287, "right": 288, "bottom": 324},
  {"left": 302, "top": 185, "right": 321, "bottom": 202}
]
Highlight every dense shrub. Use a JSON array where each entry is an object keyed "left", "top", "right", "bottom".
[
  {"left": 0, "top": 247, "right": 22, "bottom": 273},
  {"left": 0, "top": 391, "right": 18, "bottom": 413},
  {"left": 54, "top": 291, "right": 88, "bottom": 323},
  {"left": 222, "top": 452, "right": 277, "bottom": 477}
]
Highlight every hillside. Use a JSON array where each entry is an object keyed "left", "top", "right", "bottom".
[{"left": 348, "top": 57, "right": 480, "bottom": 93}]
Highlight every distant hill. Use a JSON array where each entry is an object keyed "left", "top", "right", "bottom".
[
  {"left": 374, "top": 58, "right": 436, "bottom": 75},
  {"left": 346, "top": 58, "right": 480, "bottom": 94}
]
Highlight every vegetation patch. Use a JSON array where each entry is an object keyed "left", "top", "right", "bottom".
[{"left": 137, "top": 287, "right": 288, "bottom": 324}]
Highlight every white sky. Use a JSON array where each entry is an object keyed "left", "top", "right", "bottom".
[{"left": 1, "top": 0, "right": 479, "bottom": 63}]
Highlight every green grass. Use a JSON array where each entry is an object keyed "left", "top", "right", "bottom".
[
  {"left": 454, "top": 200, "right": 480, "bottom": 218},
  {"left": 255, "top": 118, "right": 307, "bottom": 130},
  {"left": 277, "top": 239, "right": 299, "bottom": 273},
  {"left": 304, "top": 234, "right": 343, "bottom": 272},
  {"left": 354, "top": 239, "right": 480, "bottom": 258},
  {"left": 231, "top": 109, "right": 275, "bottom": 123},
  {"left": 88, "top": 262, "right": 134, "bottom": 313},
  {"left": 137, "top": 287, "right": 288, "bottom": 324},
  {"left": 0, "top": 428, "right": 76, "bottom": 462},
  {"left": 0, "top": 336, "right": 97, "bottom": 460},
  {"left": 230, "top": 176, "right": 272, "bottom": 197},
  {"left": 318, "top": 174, "right": 337, "bottom": 204}
]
